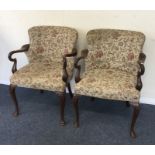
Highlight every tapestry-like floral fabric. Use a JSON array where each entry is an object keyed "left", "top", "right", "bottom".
[
  {"left": 10, "top": 26, "right": 78, "bottom": 92},
  {"left": 86, "top": 29, "right": 145, "bottom": 75},
  {"left": 75, "top": 69, "right": 140, "bottom": 102},
  {"left": 11, "top": 62, "right": 66, "bottom": 92}
]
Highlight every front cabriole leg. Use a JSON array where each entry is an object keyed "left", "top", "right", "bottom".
[
  {"left": 9, "top": 84, "right": 19, "bottom": 116},
  {"left": 130, "top": 102, "right": 140, "bottom": 138}
]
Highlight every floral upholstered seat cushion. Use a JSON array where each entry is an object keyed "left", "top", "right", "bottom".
[
  {"left": 75, "top": 69, "right": 140, "bottom": 102},
  {"left": 10, "top": 62, "right": 65, "bottom": 92}
]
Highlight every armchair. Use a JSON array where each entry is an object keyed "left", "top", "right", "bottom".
[
  {"left": 73, "top": 29, "right": 146, "bottom": 138},
  {"left": 8, "top": 26, "right": 78, "bottom": 126}
]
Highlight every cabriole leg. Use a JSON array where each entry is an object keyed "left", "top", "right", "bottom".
[
  {"left": 9, "top": 84, "right": 19, "bottom": 116},
  {"left": 130, "top": 102, "right": 140, "bottom": 138}
]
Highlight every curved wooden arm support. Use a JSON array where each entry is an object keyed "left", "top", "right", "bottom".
[
  {"left": 62, "top": 48, "right": 78, "bottom": 83},
  {"left": 8, "top": 44, "right": 30, "bottom": 73},
  {"left": 136, "top": 52, "right": 146, "bottom": 91},
  {"left": 74, "top": 57, "right": 83, "bottom": 83},
  {"left": 74, "top": 49, "right": 89, "bottom": 83},
  {"left": 62, "top": 48, "right": 78, "bottom": 98}
]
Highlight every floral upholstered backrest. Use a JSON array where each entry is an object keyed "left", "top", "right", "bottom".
[
  {"left": 25, "top": 26, "right": 78, "bottom": 63},
  {"left": 86, "top": 29, "right": 145, "bottom": 75}
]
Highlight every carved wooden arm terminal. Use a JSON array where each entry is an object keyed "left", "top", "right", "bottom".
[
  {"left": 8, "top": 44, "right": 30, "bottom": 73},
  {"left": 136, "top": 52, "right": 146, "bottom": 91},
  {"left": 74, "top": 49, "right": 89, "bottom": 83}
]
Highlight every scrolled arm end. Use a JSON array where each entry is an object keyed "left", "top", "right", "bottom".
[
  {"left": 74, "top": 49, "right": 89, "bottom": 83},
  {"left": 139, "top": 52, "right": 146, "bottom": 64},
  {"left": 8, "top": 44, "right": 30, "bottom": 73},
  {"left": 138, "top": 52, "right": 146, "bottom": 76},
  {"left": 136, "top": 52, "right": 146, "bottom": 91}
]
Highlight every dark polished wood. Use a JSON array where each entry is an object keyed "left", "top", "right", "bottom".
[
  {"left": 9, "top": 84, "right": 19, "bottom": 116},
  {"left": 60, "top": 48, "right": 77, "bottom": 123},
  {"left": 62, "top": 56, "right": 68, "bottom": 83},
  {"left": 136, "top": 52, "right": 146, "bottom": 91},
  {"left": 8, "top": 44, "right": 30, "bottom": 73},
  {"left": 130, "top": 103, "right": 140, "bottom": 138},
  {"left": 8, "top": 44, "right": 29, "bottom": 116},
  {"left": 129, "top": 52, "right": 146, "bottom": 138},
  {"left": 72, "top": 49, "right": 88, "bottom": 127},
  {"left": 58, "top": 92, "right": 66, "bottom": 126},
  {"left": 73, "top": 95, "right": 79, "bottom": 127},
  {"left": 74, "top": 49, "right": 89, "bottom": 83}
]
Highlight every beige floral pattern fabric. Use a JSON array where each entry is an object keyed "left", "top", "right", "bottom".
[
  {"left": 75, "top": 69, "right": 140, "bottom": 102},
  {"left": 75, "top": 29, "right": 145, "bottom": 102},
  {"left": 10, "top": 26, "right": 78, "bottom": 92},
  {"left": 11, "top": 62, "right": 65, "bottom": 92},
  {"left": 86, "top": 29, "right": 145, "bottom": 75}
]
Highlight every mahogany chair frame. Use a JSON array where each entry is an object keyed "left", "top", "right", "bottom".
[
  {"left": 72, "top": 49, "right": 146, "bottom": 138},
  {"left": 8, "top": 44, "right": 77, "bottom": 126}
]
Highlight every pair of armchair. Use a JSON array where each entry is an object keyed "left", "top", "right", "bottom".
[{"left": 8, "top": 26, "right": 146, "bottom": 138}]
